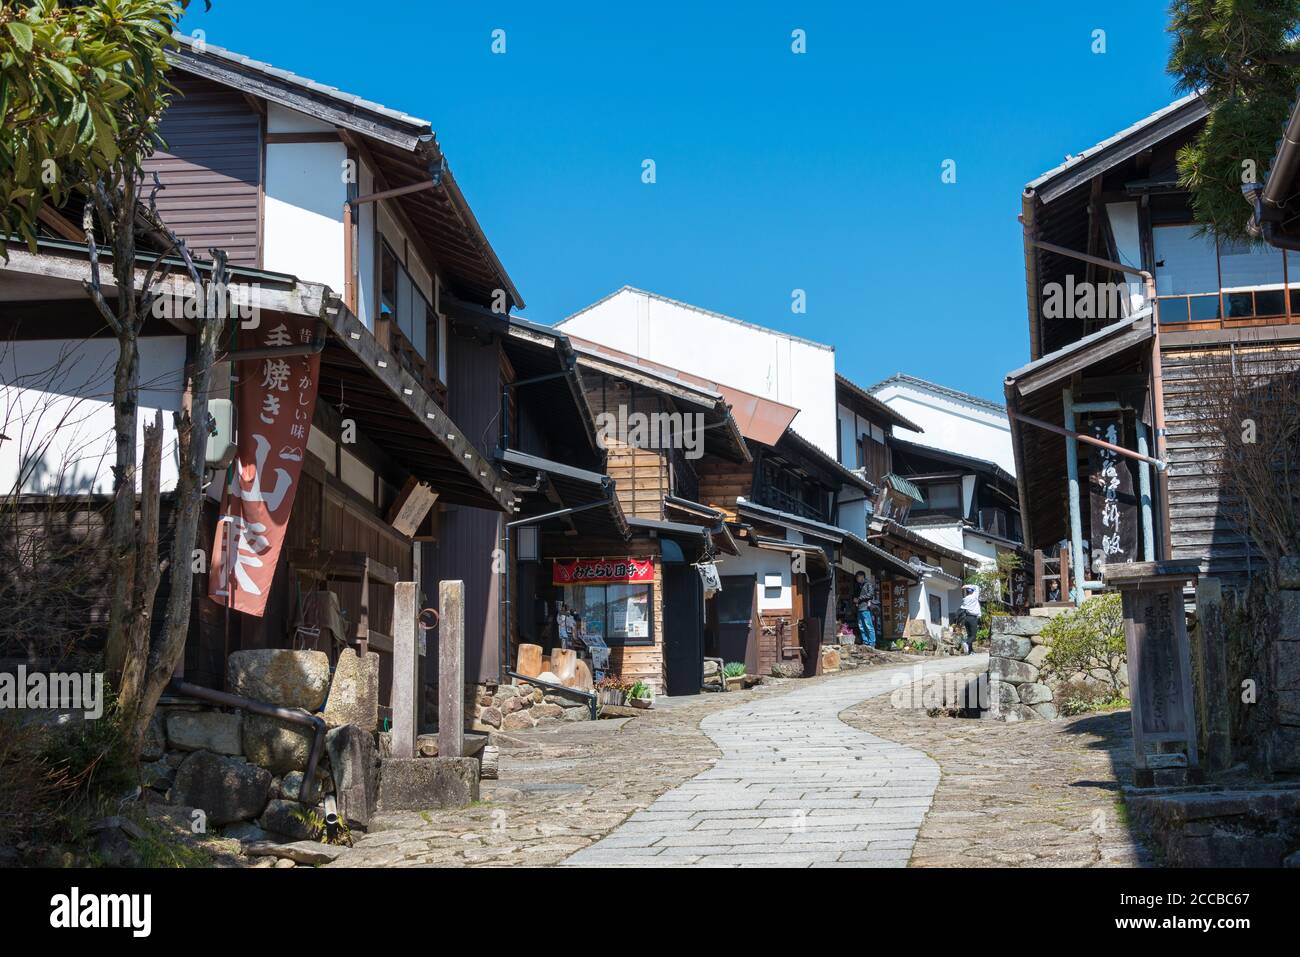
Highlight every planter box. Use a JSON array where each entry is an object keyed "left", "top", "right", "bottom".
[
  {"left": 725, "top": 676, "right": 745, "bottom": 691},
  {"left": 629, "top": 696, "right": 652, "bottom": 710}
]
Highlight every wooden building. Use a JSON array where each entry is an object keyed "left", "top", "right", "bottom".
[
  {"left": 1011, "top": 92, "right": 1300, "bottom": 592},
  {"left": 1, "top": 37, "right": 528, "bottom": 721}
]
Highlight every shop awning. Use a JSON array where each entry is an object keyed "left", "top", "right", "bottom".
[
  {"left": 495, "top": 448, "right": 629, "bottom": 540},
  {"left": 751, "top": 535, "right": 832, "bottom": 578}
]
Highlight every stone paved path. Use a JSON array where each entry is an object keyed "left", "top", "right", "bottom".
[{"left": 563, "top": 655, "right": 984, "bottom": 867}]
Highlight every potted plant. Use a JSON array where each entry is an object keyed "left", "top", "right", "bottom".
[
  {"left": 723, "top": 661, "right": 746, "bottom": 691},
  {"left": 596, "top": 674, "right": 629, "bottom": 707},
  {"left": 627, "top": 680, "right": 654, "bottom": 709}
]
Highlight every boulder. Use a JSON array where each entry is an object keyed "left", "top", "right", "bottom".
[
  {"left": 989, "top": 657, "right": 1040, "bottom": 685},
  {"left": 502, "top": 711, "right": 534, "bottom": 731},
  {"left": 141, "top": 714, "right": 166, "bottom": 761},
  {"left": 166, "top": 710, "right": 243, "bottom": 755},
  {"left": 226, "top": 649, "right": 330, "bottom": 711},
  {"left": 1025, "top": 644, "right": 1051, "bottom": 669},
  {"left": 322, "top": 649, "right": 380, "bottom": 731},
  {"left": 172, "top": 751, "right": 271, "bottom": 826},
  {"left": 991, "top": 680, "right": 1020, "bottom": 712},
  {"left": 992, "top": 615, "right": 1049, "bottom": 638},
  {"left": 280, "top": 769, "right": 330, "bottom": 804},
  {"left": 244, "top": 840, "right": 350, "bottom": 866},
  {"left": 141, "top": 759, "right": 174, "bottom": 792},
  {"left": 1019, "top": 683, "right": 1054, "bottom": 706},
  {"left": 531, "top": 703, "right": 565, "bottom": 721},
  {"left": 377, "top": 756, "right": 479, "bottom": 811},
  {"left": 562, "top": 705, "right": 590, "bottom": 721},
  {"left": 259, "top": 799, "right": 319, "bottom": 841},
  {"left": 1030, "top": 702, "right": 1059, "bottom": 720},
  {"left": 478, "top": 707, "right": 502, "bottom": 729},
  {"left": 989, "top": 635, "right": 1032, "bottom": 661},
  {"left": 242, "top": 714, "right": 316, "bottom": 776},
  {"left": 326, "top": 724, "right": 378, "bottom": 828},
  {"left": 222, "top": 821, "right": 272, "bottom": 844}
]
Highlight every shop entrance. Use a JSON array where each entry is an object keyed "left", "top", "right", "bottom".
[{"left": 663, "top": 563, "right": 703, "bottom": 696}]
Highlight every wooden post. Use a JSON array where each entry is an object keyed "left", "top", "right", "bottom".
[
  {"left": 438, "top": 579, "right": 465, "bottom": 759},
  {"left": 1033, "top": 549, "right": 1045, "bottom": 606},
  {"left": 391, "top": 581, "right": 418, "bottom": 759}
]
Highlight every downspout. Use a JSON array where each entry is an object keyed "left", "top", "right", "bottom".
[{"left": 168, "top": 678, "right": 327, "bottom": 803}]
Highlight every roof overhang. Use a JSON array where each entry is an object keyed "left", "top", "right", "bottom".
[
  {"left": 835, "top": 373, "right": 923, "bottom": 433},
  {"left": 495, "top": 448, "right": 629, "bottom": 539},
  {"left": 168, "top": 35, "right": 523, "bottom": 311}
]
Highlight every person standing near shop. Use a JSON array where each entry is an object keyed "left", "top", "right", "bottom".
[
  {"left": 853, "top": 570, "right": 878, "bottom": 648},
  {"left": 959, "top": 583, "right": 981, "bottom": 654}
]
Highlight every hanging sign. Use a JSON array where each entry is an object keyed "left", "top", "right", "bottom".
[
  {"left": 1088, "top": 416, "right": 1139, "bottom": 572},
  {"left": 552, "top": 557, "right": 654, "bottom": 586},
  {"left": 209, "top": 317, "right": 322, "bottom": 616}
]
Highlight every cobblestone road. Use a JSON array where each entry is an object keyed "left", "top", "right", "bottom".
[{"left": 563, "top": 656, "right": 982, "bottom": 867}]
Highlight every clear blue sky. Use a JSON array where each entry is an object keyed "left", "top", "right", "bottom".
[{"left": 182, "top": 1, "right": 1176, "bottom": 402}]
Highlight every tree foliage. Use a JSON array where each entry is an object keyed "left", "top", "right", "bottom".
[
  {"left": 1040, "top": 593, "right": 1127, "bottom": 695},
  {"left": 0, "top": 0, "right": 185, "bottom": 255},
  {"left": 1167, "top": 0, "right": 1300, "bottom": 238}
]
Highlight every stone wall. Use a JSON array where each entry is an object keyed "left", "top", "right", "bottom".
[
  {"left": 1272, "top": 560, "right": 1300, "bottom": 773},
  {"left": 466, "top": 680, "right": 591, "bottom": 733},
  {"left": 145, "top": 648, "right": 383, "bottom": 844},
  {"left": 985, "top": 616, "right": 1057, "bottom": 721},
  {"left": 1127, "top": 786, "right": 1300, "bottom": 867}
]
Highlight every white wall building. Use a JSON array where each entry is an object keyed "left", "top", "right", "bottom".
[
  {"left": 868, "top": 374, "right": 1016, "bottom": 476},
  {"left": 557, "top": 287, "right": 839, "bottom": 458}
]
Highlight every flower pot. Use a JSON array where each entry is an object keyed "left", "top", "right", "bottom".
[
  {"left": 725, "top": 675, "right": 745, "bottom": 691},
  {"left": 629, "top": 696, "right": 652, "bottom": 710}
]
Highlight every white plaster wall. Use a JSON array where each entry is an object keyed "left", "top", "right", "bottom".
[
  {"left": 264, "top": 105, "right": 346, "bottom": 292},
  {"left": 559, "top": 288, "right": 838, "bottom": 456},
  {"left": 721, "top": 542, "right": 792, "bottom": 612},
  {"left": 0, "top": 338, "right": 185, "bottom": 495},
  {"left": 870, "top": 381, "right": 1016, "bottom": 475}
]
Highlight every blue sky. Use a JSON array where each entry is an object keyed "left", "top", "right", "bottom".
[{"left": 182, "top": 1, "right": 1176, "bottom": 402}]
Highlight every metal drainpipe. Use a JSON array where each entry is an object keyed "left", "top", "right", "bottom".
[
  {"left": 1134, "top": 420, "right": 1156, "bottom": 562},
  {"left": 1062, "top": 388, "right": 1088, "bottom": 605},
  {"left": 168, "top": 678, "right": 327, "bottom": 803}
]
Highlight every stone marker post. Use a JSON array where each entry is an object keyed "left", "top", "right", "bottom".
[
  {"left": 1193, "top": 577, "right": 1231, "bottom": 773},
  {"left": 391, "top": 581, "right": 418, "bottom": 759},
  {"left": 1103, "top": 561, "right": 1201, "bottom": 786},
  {"left": 438, "top": 579, "right": 465, "bottom": 759}
]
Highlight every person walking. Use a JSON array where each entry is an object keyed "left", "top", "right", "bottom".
[
  {"left": 853, "top": 570, "right": 878, "bottom": 648},
  {"left": 959, "top": 583, "right": 981, "bottom": 654}
]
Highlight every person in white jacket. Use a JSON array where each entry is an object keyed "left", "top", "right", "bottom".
[{"left": 959, "top": 583, "right": 981, "bottom": 654}]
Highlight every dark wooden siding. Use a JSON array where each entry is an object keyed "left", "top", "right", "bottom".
[
  {"left": 143, "top": 74, "right": 261, "bottom": 267},
  {"left": 421, "top": 324, "right": 505, "bottom": 684},
  {"left": 1161, "top": 344, "right": 1300, "bottom": 579}
]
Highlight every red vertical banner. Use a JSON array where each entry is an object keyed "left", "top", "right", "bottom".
[{"left": 209, "top": 316, "right": 322, "bottom": 617}]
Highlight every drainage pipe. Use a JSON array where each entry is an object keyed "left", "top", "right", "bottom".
[{"left": 167, "top": 678, "right": 328, "bottom": 803}]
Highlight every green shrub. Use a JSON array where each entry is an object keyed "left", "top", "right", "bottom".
[
  {"left": 1040, "top": 593, "right": 1127, "bottom": 696},
  {"left": 722, "top": 662, "right": 746, "bottom": 678}
]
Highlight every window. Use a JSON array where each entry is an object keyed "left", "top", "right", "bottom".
[
  {"left": 379, "top": 242, "right": 398, "bottom": 324},
  {"left": 1154, "top": 224, "right": 1294, "bottom": 325},
  {"left": 566, "top": 582, "right": 653, "bottom": 646},
  {"left": 716, "top": 575, "right": 756, "bottom": 625},
  {"left": 915, "top": 482, "right": 960, "bottom": 513}
]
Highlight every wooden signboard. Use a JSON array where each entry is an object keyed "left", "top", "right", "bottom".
[
  {"left": 387, "top": 477, "right": 438, "bottom": 539},
  {"left": 1009, "top": 563, "right": 1030, "bottom": 613},
  {"left": 1104, "top": 561, "right": 1200, "bottom": 775},
  {"left": 1088, "top": 416, "right": 1139, "bottom": 571},
  {"left": 882, "top": 576, "right": 909, "bottom": 639}
]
